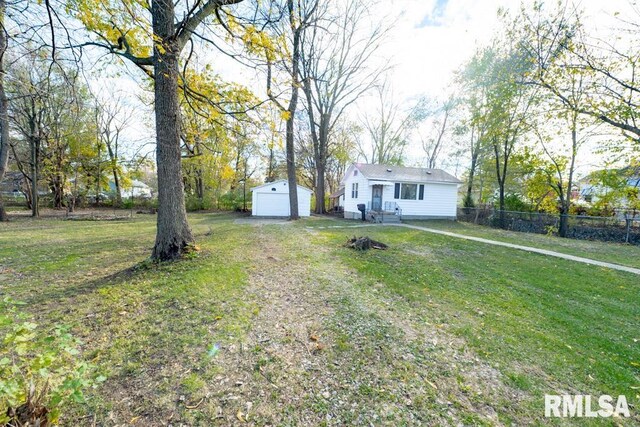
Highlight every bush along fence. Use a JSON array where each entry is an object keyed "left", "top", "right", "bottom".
[{"left": 457, "top": 207, "right": 640, "bottom": 245}]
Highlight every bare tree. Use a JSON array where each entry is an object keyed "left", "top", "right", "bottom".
[
  {"left": 264, "top": 0, "right": 319, "bottom": 220},
  {"left": 95, "top": 96, "right": 132, "bottom": 207},
  {"left": 517, "top": 2, "right": 602, "bottom": 236},
  {"left": 325, "top": 121, "right": 358, "bottom": 195},
  {"left": 359, "top": 81, "right": 428, "bottom": 165},
  {"left": 8, "top": 59, "right": 50, "bottom": 217},
  {"left": 518, "top": 1, "right": 640, "bottom": 143},
  {"left": 420, "top": 97, "right": 456, "bottom": 169},
  {"left": 299, "top": 0, "right": 386, "bottom": 213},
  {"left": 0, "top": 0, "right": 10, "bottom": 221}
]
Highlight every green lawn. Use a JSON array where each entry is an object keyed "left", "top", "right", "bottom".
[
  {"left": 1, "top": 214, "right": 259, "bottom": 423},
  {"left": 0, "top": 213, "right": 638, "bottom": 425},
  {"left": 406, "top": 219, "right": 640, "bottom": 269}
]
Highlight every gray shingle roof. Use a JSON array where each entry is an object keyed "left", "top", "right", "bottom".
[
  {"left": 354, "top": 163, "right": 462, "bottom": 184},
  {"left": 329, "top": 187, "right": 345, "bottom": 198}
]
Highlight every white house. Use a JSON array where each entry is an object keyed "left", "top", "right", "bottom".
[
  {"left": 341, "top": 163, "right": 461, "bottom": 220},
  {"left": 120, "top": 180, "right": 154, "bottom": 199},
  {"left": 251, "top": 179, "right": 312, "bottom": 217}
]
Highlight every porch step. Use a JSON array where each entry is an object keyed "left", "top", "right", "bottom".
[{"left": 369, "top": 211, "right": 401, "bottom": 224}]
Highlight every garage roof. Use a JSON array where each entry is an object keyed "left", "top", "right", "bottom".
[{"left": 251, "top": 179, "right": 313, "bottom": 193}]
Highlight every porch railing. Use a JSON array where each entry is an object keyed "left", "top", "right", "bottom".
[{"left": 365, "top": 201, "right": 402, "bottom": 222}]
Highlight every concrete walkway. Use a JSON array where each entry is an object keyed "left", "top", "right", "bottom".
[{"left": 394, "top": 223, "right": 640, "bottom": 276}]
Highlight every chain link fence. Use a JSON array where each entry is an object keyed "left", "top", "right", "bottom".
[{"left": 457, "top": 207, "right": 640, "bottom": 245}]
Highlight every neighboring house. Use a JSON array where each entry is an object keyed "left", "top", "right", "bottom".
[
  {"left": 0, "top": 171, "right": 26, "bottom": 198},
  {"left": 328, "top": 187, "right": 345, "bottom": 212},
  {"left": 251, "top": 179, "right": 312, "bottom": 217},
  {"left": 577, "top": 176, "right": 640, "bottom": 205},
  {"left": 341, "top": 163, "right": 461, "bottom": 220},
  {"left": 119, "top": 180, "right": 154, "bottom": 199},
  {"left": 0, "top": 171, "right": 47, "bottom": 198}
]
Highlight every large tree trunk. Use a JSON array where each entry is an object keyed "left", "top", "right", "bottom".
[
  {"left": 113, "top": 169, "right": 122, "bottom": 207},
  {"left": 498, "top": 184, "right": 505, "bottom": 227},
  {"left": 493, "top": 141, "right": 506, "bottom": 228},
  {"left": 194, "top": 139, "right": 204, "bottom": 208},
  {"left": 465, "top": 167, "right": 475, "bottom": 204},
  {"left": 558, "top": 208, "right": 568, "bottom": 237},
  {"left": 285, "top": 114, "right": 299, "bottom": 219},
  {"left": 106, "top": 144, "right": 122, "bottom": 206},
  {"left": 314, "top": 118, "right": 330, "bottom": 215},
  {"left": 284, "top": 0, "right": 301, "bottom": 220},
  {"left": 95, "top": 142, "right": 102, "bottom": 206},
  {"left": 465, "top": 144, "right": 479, "bottom": 207},
  {"left": 0, "top": 0, "right": 9, "bottom": 221},
  {"left": 30, "top": 137, "right": 39, "bottom": 217},
  {"left": 51, "top": 174, "right": 64, "bottom": 209},
  {"left": 315, "top": 165, "right": 325, "bottom": 214},
  {"left": 559, "top": 125, "right": 578, "bottom": 238},
  {"left": 151, "top": 0, "right": 195, "bottom": 260}
]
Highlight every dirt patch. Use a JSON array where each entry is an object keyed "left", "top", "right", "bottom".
[
  {"left": 196, "top": 226, "right": 526, "bottom": 425},
  {"left": 196, "top": 230, "right": 336, "bottom": 424}
]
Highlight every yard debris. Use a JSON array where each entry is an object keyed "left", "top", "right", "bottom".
[
  {"left": 344, "top": 236, "right": 388, "bottom": 251},
  {"left": 185, "top": 398, "right": 204, "bottom": 409}
]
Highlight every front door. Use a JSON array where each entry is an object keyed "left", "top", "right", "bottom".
[{"left": 371, "top": 185, "right": 383, "bottom": 211}]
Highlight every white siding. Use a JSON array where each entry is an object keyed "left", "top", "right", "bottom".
[
  {"left": 251, "top": 180, "right": 312, "bottom": 217},
  {"left": 343, "top": 178, "right": 457, "bottom": 219},
  {"left": 389, "top": 182, "right": 458, "bottom": 218},
  {"left": 298, "top": 190, "right": 312, "bottom": 217},
  {"left": 342, "top": 168, "right": 372, "bottom": 219},
  {"left": 340, "top": 163, "right": 459, "bottom": 220}
]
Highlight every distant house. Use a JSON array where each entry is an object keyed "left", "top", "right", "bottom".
[
  {"left": 0, "top": 171, "right": 47, "bottom": 199},
  {"left": 577, "top": 176, "right": 640, "bottom": 205},
  {"left": 328, "top": 187, "right": 345, "bottom": 212},
  {"left": 251, "top": 179, "right": 312, "bottom": 217},
  {"left": 0, "top": 171, "right": 26, "bottom": 197},
  {"left": 117, "top": 180, "right": 153, "bottom": 199},
  {"left": 341, "top": 163, "right": 461, "bottom": 220}
]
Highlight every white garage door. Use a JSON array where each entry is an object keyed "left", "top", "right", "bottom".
[{"left": 256, "top": 193, "right": 290, "bottom": 217}]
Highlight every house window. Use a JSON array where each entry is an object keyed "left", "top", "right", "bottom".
[
  {"left": 394, "top": 183, "right": 400, "bottom": 199},
  {"left": 400, "top": 183, "right": 417, "bottom": 200},
  {"left": 354, "top": 170, "right": 358, "bottom": 176},
  {"left": 418, "top": 184, "right": 424, "bottom": 200},
  {"left": 351, "top": 183, "right": 359, "bottom": 198}
]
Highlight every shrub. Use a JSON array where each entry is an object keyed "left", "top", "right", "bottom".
[
  {"left": 0, "top": 298, "right": 105, "bottom": 425},
  {"left": 496, "top": 193, "right": 532, "bottom": 212},
  {"left": 185, "top": 196, "right": 213, "bottom": 212},
  {"left": 462, "top": 193, "right": 475, "bottom": 208},
  {"left": 218, "top": 190, "right": 245, "bottom": 211}
]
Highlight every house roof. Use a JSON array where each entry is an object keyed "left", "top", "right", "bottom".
[
  {"left": 352, "top": 163, "right": 462, "bottom": 184},
  {"left": 329, "top": 187, "right": 344, "bottom": 198},
  {"left": 251, "top": 179, "right": 313, "bottom": 193}
]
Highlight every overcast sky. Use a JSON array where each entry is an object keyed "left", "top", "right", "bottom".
[
  {"left": 368, "top": 0, "right": 634, "bottom": 174},
  {"left": 380, "top": 0, "right": 630, "bottom": 101},
  {"left": 91, "top": 0, "right": 635, "bottom": 176}
]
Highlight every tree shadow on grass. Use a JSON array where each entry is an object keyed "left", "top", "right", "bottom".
[{"left": 22, "top": 262, "right": 148, "bottom": 309}]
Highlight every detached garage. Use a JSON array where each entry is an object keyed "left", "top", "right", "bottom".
[{"left": 251, "top": 180, "right": 312, "bottom": 217}]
